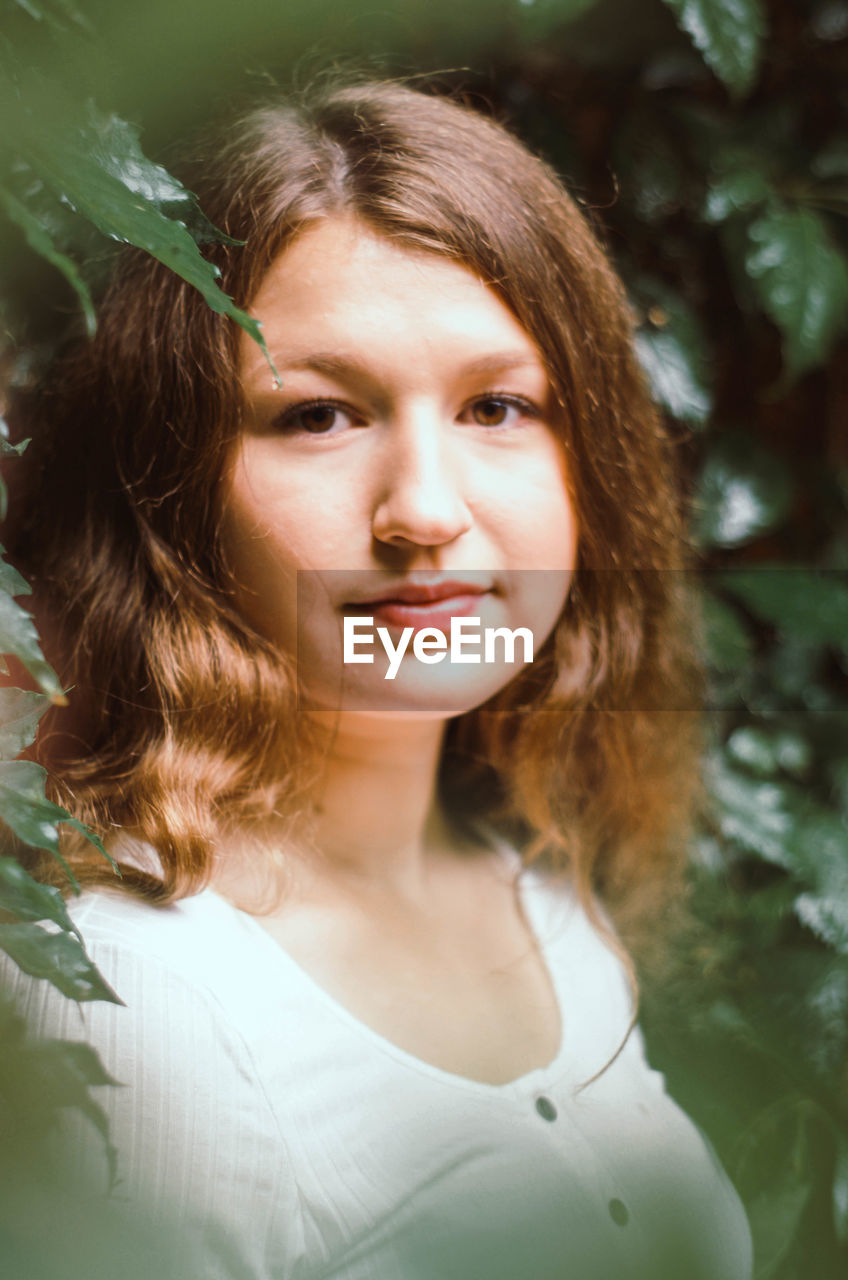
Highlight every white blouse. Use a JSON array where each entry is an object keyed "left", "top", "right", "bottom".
[{"left": 2, "top": 859, "right": 753, "bottom": 1280}]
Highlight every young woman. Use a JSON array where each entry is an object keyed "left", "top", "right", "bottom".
[{"left": 3, "top": 80, "right": 752, "bottom": 1278}]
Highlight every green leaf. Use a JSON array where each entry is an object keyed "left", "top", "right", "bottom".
[
  {"left": 0, "top": 857, "right": 81, "bottom": 940},
  {"left": 701, "top": 591, "right": 754, "bottom": 674},
  {"left": 745, "top": 1167, "right": 812, "bottom": 1274},
  {"left": 19, "top": 98, "right": 277, "bottom": 378},
  {"left": 708, "top": 755, "right": 797, "bottom": 868},
  {"left": 789, "top": 811, "right": 848, "bottom": 953},
  {"left": 726, "top": 726, "right": 812, "bottom": 779},
  {"left": 661, "top": 0, "right": 766, "bottom": 97},
  {"left": 703, "top": 148, "right": 772, "bottom": 224},
  {"left": 0, "top": 760, "right": 116, "bottom": 875},
  {"left": 0, "top": 1008, "right": 121, "bottom": 1184},
  {"left": 0, "top": 920, "right": 122, "bottom": 1002},
  {"left": 0, "top": 759, "right": 78, "bottom": 853},
  {"left": 634, "top": 292, "right": 712, "bottom": 426},
  {"left": 74, "top": 106, "right": 243, "bottom": 249},
  {"left": 0, "top": 548, "right": 32, "bottom": 598},
  {"left": 745, "top": 203, "right": 848, "bottom": 379},
  {"left": 694, "top": 434, "right": 793, "bottom": 548},
  {"left": 0, "top": 547, "right": 64, "bottom": 703},
  {"left": 0, "top": 431, "right": 29, "bottom": 459},
  {"left": 0, "top": 688, "right": 50, "bottom": 758},
  {"left": 795, "top": 891, "right": 848, "bottom": 955},
  {"left": 5, "top": 0, "right": 91, "bottom": 31},
  {"left": 0, "top": 423, "right": 29, "bottom": 524},
  {"left": 29, "top": 1036, "right": 122, "bottom": 1093},
  {"left": 716, "top": 568, "right": 848, "bottom": 645},
  {"left": 835, "top": 1131, "right": 848, "bottom": 1245},
  {"left": 0, "top": 183, "right": 96, "bottom": 336}
]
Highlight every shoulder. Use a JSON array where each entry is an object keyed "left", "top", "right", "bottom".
[
  {"left": 64, "top": 881, "right": 261, "bottom": 991},
  {"left": 0, "top": 884, "right": 268, "bottom": 1087},
  {"left": 0, "top": 885, "right": 304, "bottom": 1276},
  {"left": 0, "top": 883, "right": 288, "bottom": 1165}
]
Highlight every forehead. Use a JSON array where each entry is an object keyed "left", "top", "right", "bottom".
[{"left": 239, "top": 216, "right": 546, "bottom": 389}]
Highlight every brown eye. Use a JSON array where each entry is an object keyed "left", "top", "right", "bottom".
[
  {"left": 471, "top": 398, "right": 510, "bottom": 427},
  {"left": 276, "top": 401, "right": 358, "bottom": 436},
  {"left": 297, "top": 405, "right": 340, "bottom": 433}
]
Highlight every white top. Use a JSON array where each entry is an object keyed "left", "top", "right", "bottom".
[{"left": 2, "top": 860, "right": 753, "bottom": 1280}]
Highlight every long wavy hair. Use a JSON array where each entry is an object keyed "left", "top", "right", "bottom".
[{"left": 7, "top": 78, "right": 700, "bottom": 927}]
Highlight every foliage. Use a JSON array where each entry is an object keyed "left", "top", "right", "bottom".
[
  {"left": 0, "top": 0, "right": 846, "bottom": 1277},
  {"left": 0, "top": 0, "right": 276, "bottom": 372},
  {"left": 0, "top": 501, "right": 124, "bottom": 1262},
  {"left": 489, "top": 3, "right": 847, "bottom": 1275}
]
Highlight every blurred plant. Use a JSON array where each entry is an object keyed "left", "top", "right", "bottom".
[
  {"left": 1, "top": 0, "right": 847, "bottom": 1276},
  {"left": 493, "top": 1, "right": 848, "bottom": 1275},
  {"left": 0, "top": 442, "right": 126, "bottom": 1265}
]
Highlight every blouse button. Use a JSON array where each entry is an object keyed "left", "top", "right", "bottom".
[
  {"left": 608, "top": 1198, "right": 629, "bottom": 1226},
  {"left": 535, "top": 1095, "right": 557, "bottom": 1122}
]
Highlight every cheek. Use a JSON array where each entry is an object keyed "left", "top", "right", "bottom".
[{"left": 493, "top": 472, "right": 578, "bottom": 570}]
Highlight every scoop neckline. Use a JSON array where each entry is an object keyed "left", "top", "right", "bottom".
[{"left": 204, "top": 854, "right": 571, "bottom": 1100}]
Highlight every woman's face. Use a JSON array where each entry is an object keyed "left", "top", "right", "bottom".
[{"left": 222, "top": 217, "right": 577, "bottom": 716}]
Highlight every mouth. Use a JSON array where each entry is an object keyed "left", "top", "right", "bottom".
[{"left": 342, "top": 580, "right": 493, "bottom": 632}]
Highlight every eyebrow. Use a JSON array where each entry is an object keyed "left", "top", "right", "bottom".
[{"left": 270, "top": 351, "right": 546, "bottom": 383}]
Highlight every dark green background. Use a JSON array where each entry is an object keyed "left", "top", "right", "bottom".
[{"left": 1, "top": 1, "right": 847, "bottom": 1276}]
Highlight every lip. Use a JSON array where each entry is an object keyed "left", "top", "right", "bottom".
[
  {"left": 344, "top": 579, "right": 492, "bottom": 607},
  {"left": 342, "top": 579, "right": 493, "bottom": 634}
]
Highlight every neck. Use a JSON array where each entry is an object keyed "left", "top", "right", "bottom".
[{"left": 297, "top": 711, "right": 452, "bottom": 896}]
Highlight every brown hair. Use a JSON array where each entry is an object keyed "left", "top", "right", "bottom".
[{"left": 7, "top": 78, "right": 700, "bottom": 927}]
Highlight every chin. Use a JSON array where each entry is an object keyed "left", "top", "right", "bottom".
[{"left": 299, "top": 661, "right": 530, "bottom": 720}]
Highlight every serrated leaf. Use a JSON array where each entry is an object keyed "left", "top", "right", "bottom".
[
  {"left": 0, "top": 548, "right": 32, "bottom": 598},
  {"left": 708, "top": 755, "right": 797, "bottom": 867},
  {"left": 0, "top": 432, "right": 29, "bottom": 458},
  {"left": 0, "top": 857, "right": 81, "bottom": 939},
  {"left": 795, "top": 892, "right": 848, "bottom": 954},
  {"left": 791, "top": 805, "right": 848, "bottom": 893},
  {"left": 18, "top": 99, "right": 277, "bottom": 378},
  {"left": 694, "top": 434, "right": 793, "bottom": 548},
  {"left": 662, "top": 0, "right": 766, "bottom": 97},
  {"left": 33, "top": 1037, "right": 123, "bottom": 1092},
  {"left": 0, "top": 688, "right": 49, "bottom": 758},
  {"left": 0, "top": 995, "right": 121, "bottom": 1184},
  {"left": 0, "top": 921, "right": 122, "bottom": 1002},
  {"left": 716, "top": 568, "right": 848, "bottom": 644},
  {"left": 77, "top": 105, "right": 242, "bottom": 249},
  {"left": 0, "top": 555, "right": 64, "bottom": 702},
  {"left": 0, "top": 182, "right": 96, "bottom": 336},
  {"left": 0, "top": 426, "right": 29, "bottom": 523},
  {"left": 745, "top": 203, "right": 848, "bottom": 378},
  {"left": 0, "top": 759, "right": 77, "bottom": 853},
  {"left": 0, "top": 760, "right": 115, "bottom": 875}
]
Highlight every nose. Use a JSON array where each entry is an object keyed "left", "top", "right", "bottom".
[{"left": 370, "top": 413, "right": 473, "bottom": 549}]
